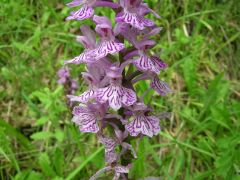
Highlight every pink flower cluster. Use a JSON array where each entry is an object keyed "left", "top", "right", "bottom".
[{"left": 59, "top": 0, "right": 172, "bottom": 179}]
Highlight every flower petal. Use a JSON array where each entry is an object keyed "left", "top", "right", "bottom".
[
  {"left": 97, "top": 86, "right": 123, "bottom": 110},
  {"left": 66, "top": 5, "right": 94, "bottom": 21},
  {"left": 125, "top": 115, "right": 160, "bottom": 137},
  {"left": 133, "top": 54, "right": 167, "bottom": 74},
  {"left": 72, "top": 106, "right": 88, "bottom": 115},
  {"left": 99, "top": 136, "right": 116, "bottom": 152},
  {"left": 151, "top": 76, "right": 172, "bottom": 96},
  {"left": 147, "top": 116, "right": 161, "bottom": 135},
  {"left": 150, "top": 56, "right": 168, "bottom": 73},
  {"left": 94, "top": 1, "right": 120, "bottom": 9},
  {"left": 64, "top": 51, "right": 91, "bottom": 65},
  {"left": 67, "top": 0, "right": 84, "bottom": 7},
  {"left": 67, "top": 89, "right": 95, "bottom": 104},
  {"left": 122, "top": 87, "right": 137, "bottom": 106},
  {"left": 115, "top": 165, "right": 129, "bottom": 173},
  {"left": 116, "top": 11, "right": 154, "bottom": 30},
  {"left": 80, "top": 25, "right": 96, "bottom": 49},
  {"left": 72, "top": 107, "right": 99, "bottom": 133},
  {"left": 133, "top": 54, "right": 152, "bottom": 72},
  {"left": 91, "top": 41, "right": 124, "bottom": 60},
  {"left": 105, "top": 151, "right": 118, "bottom": 164}
]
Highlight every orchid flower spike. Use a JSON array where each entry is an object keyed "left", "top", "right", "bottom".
[{"left": 61, "top": 0, "right": 172, "bottom": 179}]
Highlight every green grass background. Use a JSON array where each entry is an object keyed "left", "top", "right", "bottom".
[{"left": 0, "top": 0, "right": 240, "bottom": 179}]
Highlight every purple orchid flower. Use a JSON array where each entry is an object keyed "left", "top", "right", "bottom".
[
  {"left": 66, "top": 0, "right": 119, "bottom": 21},
  {"left": 64, "top": 25, "right": 97, "bottom": 65},
  {"left": 62, "top": 1, "right": 172, "bottom": 179},
  {"left": 113, "top": 165, "right": 130, "bottom": 180},
  {"left": 67, "top": 89, "right": 95, "bottom": 104},
  {"left": 115, "top": 0, "right": 159, "bottom": 30},
  {"left": 72, "top": 103, "right": 106, "bottom": 133},
  {"left": 96, "top": 66, "right": 137, "bottom": 110},
  {"left": 132, "top": 40, "right": 168, "bottom": 74},
  {"left": 125, "top": 102, "right": 160, "bottom": 137},
  {"left": 89, "top": 164, "right": 131, "bottom": 180},
  {"left": 120, "top": 26, "right": 167, "bottom": 74},
  {"left": 132, "top": 72, "right": 172, "bottom": 96},
  {"left": 151, "top": 75, "right": 172, "bottom": 96},
  {"left": 99, "top": 136, "right": 118, "bottom": 164},
  {"left": 90, "top": 15, "right": 125, "bottom": 60}
]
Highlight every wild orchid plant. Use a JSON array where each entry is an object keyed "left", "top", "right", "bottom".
[{"left": 58, "top": 0, "right": 171, "bottom": 179}]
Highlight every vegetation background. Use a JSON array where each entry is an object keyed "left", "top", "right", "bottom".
[{"left": 0, "top": 0, "right": 240, "bottom": 179}]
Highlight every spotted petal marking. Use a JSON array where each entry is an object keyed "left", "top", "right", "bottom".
[
  {"left": 97, "top": 85, "right": 136, "bottom": 110},
  {"left": 115, "top": 165, "right": 129, "bottom": 174},
  {"left": 66, "top": 5, "right": 94, "bottom": 21},
  {"left": 122, "top": 87, "right": 137, "bottom": 106},
  {"left": 150, "top": 56, "right": 168, "bottom": 73},
  {"left": 125, "top": 115, "right": 160, "bottom": 137},
  {"left": 72, "top": 106, "right": 99, "bottom": 133},
  {"left": 113, "top": 165, "right": 130, "bottom": 180},
  {"left": 151, "top": 76, "right": 172, "bottom": 96},
  {"left": 99, "top": 137, "right": 116, "bottom": 152},
  {"left": 105, "top": 150, "right": 118, "bottom": 164},
  {"left": 97, "top": 86, "right": 123, "bottom": 110},
  {"left": 147, "top": 116, "right": 161, "bottom": 135},
  {"left": 133, "top": 54, "right": 152, "bottom": 72},
  {"left": 133, "top": 55, "right": 167, "bottom": 74},
  {"left": 91, "top": 41, "right": 125, "bottom": 60},
  {"left": 116, "top": 11, "right": 154, "bottom": 30},
  {"left": 64, "top": 51, "right": 92, "bottom": 65},
  {"left": 67, "top": 89, "right": 95, "bottom": 104}
]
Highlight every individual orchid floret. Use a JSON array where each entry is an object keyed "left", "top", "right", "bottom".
[
  {"left": 72, "top": 103, "right": 106, "bottom": 133},
  {"left": 67, "top": 89, "right": 95, "bottom": 104},
  {"left": 66, "top": 0, "right": 119, "bottom": 21},
  {"left": 67, "top": 62, "right": 111, "bottom": 104},
  {"left": 99, "top": 136, "right": 118, "bottom": 164},
  {"left": 125, "top": 102, "right": 161, "bottom": 137},
  {"left": 125, "top": 39, "right": 168, "bottom": 74},
  {"left": 99, "top": 136, "right": 117, "bottom": 152},
  {"left": 113, "top": 165, "right": 131, "bottom": 180},
  {"left": 89, "top": 164, "right": 131, "bottom": 180},
  {"left": 96, "top": 66, "right": 137, "bottom": 110},
  {"left": 90, "top": 15, "right": 125, "bottom": 61},
  {"left": 133, "top": 54, "right": 168, "bottom": 74},
  {"left": 64, "top": 25, "right": 97, "bottom": 65},
  {"left": 131, "top": 72, "right": 172, "bottom": 96},
  {"left": 115, "top": 0, "right": 159, "bottom": 30},
  {"left": 150, "top": 75, "right": 172, "bottom": 96}
]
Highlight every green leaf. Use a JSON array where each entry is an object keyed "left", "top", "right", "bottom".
[
  {"left": 38, "top": 153, "right": 56, "bottom": 178},
  {"left": 36, "top": 116, "right": 49, "bottom": 126},
  {"left": 53, "top": 148, "right": 64, "bottom": 177},
  {"left": 54, "top": 129, "right": 64, "bottom": 143},
  {"left": 14, "top": 170, "right": 43, "bottom": 180},
  {"left": 30, "top": 131, "right": 53, "bottom": 140},
  {"left": 182, "top": 57, "right": 197, "bottom": 95},
  {"left": 173, "top": 149, "right": 185, "bottom": 179},
  {"left": 210, "top": 105, "right": 231, "bottom": 129},
  {"left": 198, "top": 73, "right": 229, "bottom": 121}
]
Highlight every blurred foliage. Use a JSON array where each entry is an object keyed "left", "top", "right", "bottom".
[{"left": 0, "top": 0, "right": 240, "bottom": 179}]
